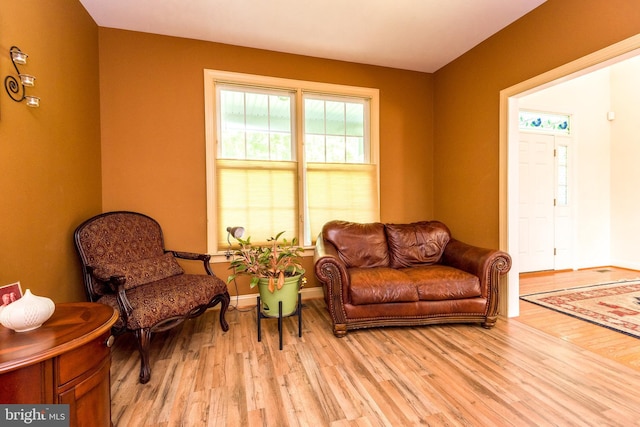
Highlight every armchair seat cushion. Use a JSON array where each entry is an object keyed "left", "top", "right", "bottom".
[{"left": 99, "top": 274, "right": 227, "bottom": 330}]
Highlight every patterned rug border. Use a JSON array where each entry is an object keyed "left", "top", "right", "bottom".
[
  {"left": 520, "top": 278, "right": 640, "bottom": 298},
  {"left": 520, "top": 278, "right": 640, "bottom": 339}
]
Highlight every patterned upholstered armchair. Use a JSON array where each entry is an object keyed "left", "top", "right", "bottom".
[{"left": 74, "top": 211, "right": 230, "bottom": 384}]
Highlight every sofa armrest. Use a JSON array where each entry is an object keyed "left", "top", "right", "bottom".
[
  {"left": 441, "top": 238, "right": 512, "bottom": 300},
  {"left": 314, "top": 235, "right": 350, "bottom": 333}
]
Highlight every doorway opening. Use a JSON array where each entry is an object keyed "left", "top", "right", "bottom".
[
  {"left": 517, "top": 111, "right": 573, "bottom": 273},
  {"left": 499, "top": 34, "right": 640, "bottom": 317}
]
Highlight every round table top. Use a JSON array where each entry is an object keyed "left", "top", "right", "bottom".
[{"left": 0, "top": 302, "right": 118, "bottom": 374}]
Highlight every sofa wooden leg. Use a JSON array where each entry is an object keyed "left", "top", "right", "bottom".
[
  {"left": 135, "top": 328, "right": 152, "bottom": 384},
  {"left": 482, "top": 318, "right": 497, "bottom": 329},
  {"left": 333, "top": 324, "right": 347, "bottom": 337}
]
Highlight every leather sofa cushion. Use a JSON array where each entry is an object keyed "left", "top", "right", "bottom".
[
  {"left": 323, "top": 220, "right": 389, "bottom": 268},
  {"left": 349, "top": 268, "right": 419, "bottom": 304},
  {"left": 403, "top": 265, "right": 481, "bottom": 300},
  {"left": 348, "top": 264, "right": 480, "bottom": 305},
  {"left": 386, "top": 221, "right": 450, "bottom": 268}
]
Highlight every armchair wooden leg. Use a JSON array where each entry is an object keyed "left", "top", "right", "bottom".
[
  {"left": 134, "top": 328, "right": 152, "bottom": 384},
  {"left": 218, "top": 291, "right": 231, "bottom": 332}
]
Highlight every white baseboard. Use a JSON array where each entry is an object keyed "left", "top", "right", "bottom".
[
  {"left": 609, "top": 260, "right": 640, "bottom": 272},
  {"left": 226, "top": 286, "right": 324, "bottom": 309}
]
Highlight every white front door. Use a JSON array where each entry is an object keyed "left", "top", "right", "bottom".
[
  {"left": 518, "top": 132, "right": 574, "bottom": 272},
  {"left": 518, "top": 132, "right": 555, "bottom": 272}
]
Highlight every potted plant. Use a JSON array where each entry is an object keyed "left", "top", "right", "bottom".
[{"left": 227, "top": 231, "right": 305, "bottom": 317}]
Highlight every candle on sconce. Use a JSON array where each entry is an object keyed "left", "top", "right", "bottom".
[
  {"left": 19, "top": 74, "right": 35, "bottom": 87},
  {"left": 25, "top": 96, "right": 40, "bottom": 107},
  {"left": 10, "top": 49, "right": 27, "bottom": 65}
]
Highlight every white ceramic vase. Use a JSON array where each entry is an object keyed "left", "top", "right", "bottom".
[{"left": 0, "top": 289, "right": 55, "bottom": 332}]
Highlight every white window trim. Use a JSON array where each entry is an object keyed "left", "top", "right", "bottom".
[{"left": 204, "top": 69, "right": 380, "bottom": 261}]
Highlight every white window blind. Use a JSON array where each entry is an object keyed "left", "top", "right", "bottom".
[
  {"left": 306, "top": 162, "right": 378, "bottom": 239},
  {"left": 216, "top": 159, "right": 298, "bottom": 249}
]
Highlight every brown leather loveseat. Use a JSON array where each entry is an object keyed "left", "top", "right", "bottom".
[{"left": 314, "top": 220, "right": 512, "bottom": 337}]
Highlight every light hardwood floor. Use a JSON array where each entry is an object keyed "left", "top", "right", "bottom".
[
  {"left": 110, "top": 268, "right": 640, "bottom": 426},
  {"left": 518, "top": 266, "right": 640, "bottom": 373}
]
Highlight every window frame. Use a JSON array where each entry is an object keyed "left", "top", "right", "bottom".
[{"left": 204, "top": 69, "right": 380, "bottom": 260}]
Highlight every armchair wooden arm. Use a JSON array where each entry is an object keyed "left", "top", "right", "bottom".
[
  {"left": 86, "top": 265, "right": 133, "bottom": 332},
  {"left": 168, "top": 250, "right": 215, "bottom": 275}
]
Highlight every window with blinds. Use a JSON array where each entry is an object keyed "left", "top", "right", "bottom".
[
  {"left": 205, "top": 70, "right": 380, "bottom": 253},
  {"left": 303, "top": 94, "right": 377, "bottom": 244}
]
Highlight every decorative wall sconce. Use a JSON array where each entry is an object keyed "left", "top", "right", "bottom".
[{"left": 4, "top": 46, "right": 40, "bottom": 107}]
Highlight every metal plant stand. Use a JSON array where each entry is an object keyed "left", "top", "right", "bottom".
[{"left": 257, "top": 292, "right": 303, "bottom": 350}]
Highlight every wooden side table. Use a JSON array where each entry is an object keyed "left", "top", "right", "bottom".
[{"left": 0, "top": 302, "right": 118, "bottom": 427}]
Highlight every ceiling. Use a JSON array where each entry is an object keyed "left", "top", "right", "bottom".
[{"left": 79, "top": 0, "right": 546, "bottom": 73}]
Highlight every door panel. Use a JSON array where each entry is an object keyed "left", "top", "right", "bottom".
[
  {"left": 519, "top": 133, "right": 555, "bottom": 272},
  {"left": 554, "top": 136, "right": 573, "bottom": 270}
]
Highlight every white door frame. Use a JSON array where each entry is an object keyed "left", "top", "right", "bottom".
[{"left": 499, "top": 35, "right": 640, "bottom": 318}]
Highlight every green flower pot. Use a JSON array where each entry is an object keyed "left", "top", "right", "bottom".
[{"left": 257, "top": 274, "right": 302, "bottom": 317}]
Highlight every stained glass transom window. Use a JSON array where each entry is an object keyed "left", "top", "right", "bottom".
[{"left": 519, "top": 110, "right": 570, "bottom": 134}]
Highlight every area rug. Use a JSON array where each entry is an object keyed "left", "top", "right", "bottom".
[{"left": 520, "top": 280, "right": 640, "bottom": 338}]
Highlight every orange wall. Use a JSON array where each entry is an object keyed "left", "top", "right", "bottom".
[
  {"left": 5, "top": 0, "right": 638, "bottom": 302},
  {"left": 433, "top": 0, "right": 640, "bottom": 248},
  {"left": 0, "top": 1, "right": 101, "bottom": 303},
  {"left": 98, "top": 28, "right": 434, "bottom": 294}
]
